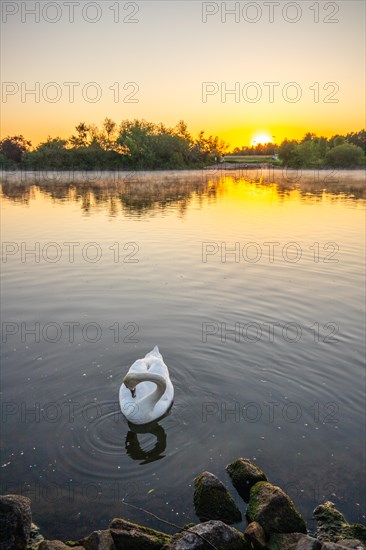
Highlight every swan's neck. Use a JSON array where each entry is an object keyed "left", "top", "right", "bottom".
[{"left": 128, "top": 372, "right": 167, "bottom": 409}]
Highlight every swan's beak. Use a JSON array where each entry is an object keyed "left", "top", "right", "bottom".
[{"left": 130, "top": 388, "right": 136, "bottom": 398}]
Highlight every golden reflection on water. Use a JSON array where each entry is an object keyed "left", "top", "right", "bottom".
[{"left": 1, "top": 170, "right": 365, "bottom": 220}]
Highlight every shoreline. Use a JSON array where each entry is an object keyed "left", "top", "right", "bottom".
[
  {"left": 2, "top": 458, "right": 365, "bottom": 549},
  {"left": 1, "top": 167, "right": 365, "bottom": 185}
]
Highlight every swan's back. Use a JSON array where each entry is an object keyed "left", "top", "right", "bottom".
[
  {"left": 143, "top": 346, "right": 171, "bottom": 381},
  {"left": 120, "top": 346, "right": 174, "bottom": 424}
]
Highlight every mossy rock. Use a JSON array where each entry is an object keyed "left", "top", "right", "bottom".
[
  {"left": 194, "top": 471, "right": 242, "bottom": 525},
  {"left": 0, "top": 494, "right": 32, "bottom": 550},
  {"left": 109, "top": 518, "right": 171, "bottom": 549},
  {"left": 226, "top": 458, "right": 268, "bottom": 502},
  {"left": 313, "top": 502, "right": 366, "bottom": 546},
  {"left": 246, "top": 482, "right": 306, "bottom": 537},
  {"left": 313, "top": 501, "right": 348, "bottom": 542}
]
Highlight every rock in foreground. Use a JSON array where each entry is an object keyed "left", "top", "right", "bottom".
[
  {"left": 109, "top": 518, "right": 171, "bottom": 549},
  {"left": 194, "top": 471, "right": 242, "bottom": 525},
  {"left": 246, "top": 482, "right": 306, "bottom": 536},
  {"left": 0, "top": 494, "right": 32, "bottom": 550},
  {"left": 226, "top": 458, "right": 268, "bottom": 502},
  {"left": 244, "top": 521, "right": 267, "bottom": 549},
  {"left": 164, "top": 520, "right": 249, "bottom": 549},
  {"left": 322, "top": 542, "right": 365, "bottom": 549},
  {"left": 267, "top": 532, "right": 321, "bottom": 549},
  {"left": 39, "top": 542, "right": 84, "bottom": 550},
  {"left": 78, "top": 528, "right": 116, "bottom": 549},
  {"left": 313, "top": 502, "right": 366, "bottom": 545}
]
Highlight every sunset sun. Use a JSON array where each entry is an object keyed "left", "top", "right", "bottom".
[{"left": 251, "top": 133, "right": 274, "bottom": 146}]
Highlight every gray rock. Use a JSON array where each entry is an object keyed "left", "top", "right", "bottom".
[
  {"left": 79, "top": 529, "right": 116, "bottom": 549},
  {"left": 267, "top": 533, "right": 321, "bottom": 550},
  {"left": 163, "top": 520, "right": 249, "bottom": 549},
  {"left": 335, "top": 540, "right": 365, "bottom": 549},
  {"left": 246, "top": 482, "right": 306, "bottom": 537},
  {"left": 322, "top": 542, "right": 365, "bottom": 550},
  {"left": 193, "top": 471, "right": 242, "bottom": 524},
  {"left": 322, "top": 544, "right": 363, "bottom": 550},
  {"left": 109, "top": 518, "right": 171, "bottom": 549},
  {"left": 342, "top": 527, "right": 366, "bottom": 546},
  {"left": 38, "top": 543, "right": 83, "bottom": 550},
  {"left": 244, "top": 521, "right": 266, "bottom": 549},
  {"left": 296, "top": 535, "right": 322, "bottom": 549},
  {"left": 267, "top": 532, "right": 304, "bottom": 550},
  {"left": 0, "top": 494, "right": 32, "bottom": 550},
  {"left": 226, "top": 458, "right": 268, "bottom": 502}
]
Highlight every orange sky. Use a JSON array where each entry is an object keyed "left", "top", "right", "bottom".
[{"left": 1, "top": 1, "right": 365, "bottom": 148}]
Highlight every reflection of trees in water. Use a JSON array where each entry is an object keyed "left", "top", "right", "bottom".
[
  {"left": 0, "top": 173, "right": 217, "bottom": 216},
  {"left": 1, "top": 169, "right": 364, "bottom": 213},
  {"left": 125, "top": 421, "right": 167, "bottom": 465}
]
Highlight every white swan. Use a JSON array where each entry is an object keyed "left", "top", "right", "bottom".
[{"left": 119, "top": 346, "right": 174, "bottom": 425}]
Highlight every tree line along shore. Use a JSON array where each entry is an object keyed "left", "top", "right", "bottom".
[{"left": 0, "top": 121, "right": 365, "bottom": 171}]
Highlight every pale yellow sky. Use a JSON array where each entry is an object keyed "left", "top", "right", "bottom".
[{"left": 1, "top": 1, "right": 365, "bottom": 148}]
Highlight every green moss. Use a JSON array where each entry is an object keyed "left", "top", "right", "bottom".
[
  {"left": 226, "top": 459, "right": 267, "bottom": 501},
  {"left": 246, "top": 482, "right": 306, "bottom": 536},
  {"left": 246, "top": 481, "right": 267, "bottom": 523},
  {"left": 110, "top": 518, "right": 172, "bottom": 548},
  {"left": 65, "top": 542, "right": 80, "bottom": 548},
  {"left": 313, "top": 501, "right": 354, "bottom": 542},
  {"left": 194, "top": 472, "right": 242, "bottom": 524}
]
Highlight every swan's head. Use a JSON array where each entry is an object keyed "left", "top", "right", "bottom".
[{"left": 123, "top": 373, "right": 137, "bottom": 398}]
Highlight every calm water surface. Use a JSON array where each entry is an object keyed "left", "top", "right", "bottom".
[{"left": 1, "top": 170, "right": 365, "bottom": 539}]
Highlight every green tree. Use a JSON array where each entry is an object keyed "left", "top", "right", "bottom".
[
  {"left": 346, "top": 130, "right": 366, "bottom": 152},
  {"left": 326, "top": 143, "right": 365, "bottom": 168},
  {"left": 333, "top": 136, "right": 346, "bottom": 147},
  {"left": 117, "top": 119, "right": 156, "bottom": 168},
  {"left": 24, "top": 137, "right": 69, "bottom": 169},
  {"left": 278, "top": 140, "right": 301, "bottom": 167}
]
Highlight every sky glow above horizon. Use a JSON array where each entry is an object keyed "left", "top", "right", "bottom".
[{"left": 1, "top": 0, "right": 365, "bottom": 148}]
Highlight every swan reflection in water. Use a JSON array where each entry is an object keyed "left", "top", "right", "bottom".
[{"left": 125, "top": 421, "right": 167, "bottom": 465}]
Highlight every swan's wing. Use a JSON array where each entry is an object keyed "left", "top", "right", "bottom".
[
  {"left": 120, "top": 379, "right": 154, "bottom": 401},
  {"left": 128, "top": 359, "right": 148, "bottom": 373},
  {"left": 149, "top": 358, "right": 171, "bottom": 379}
]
